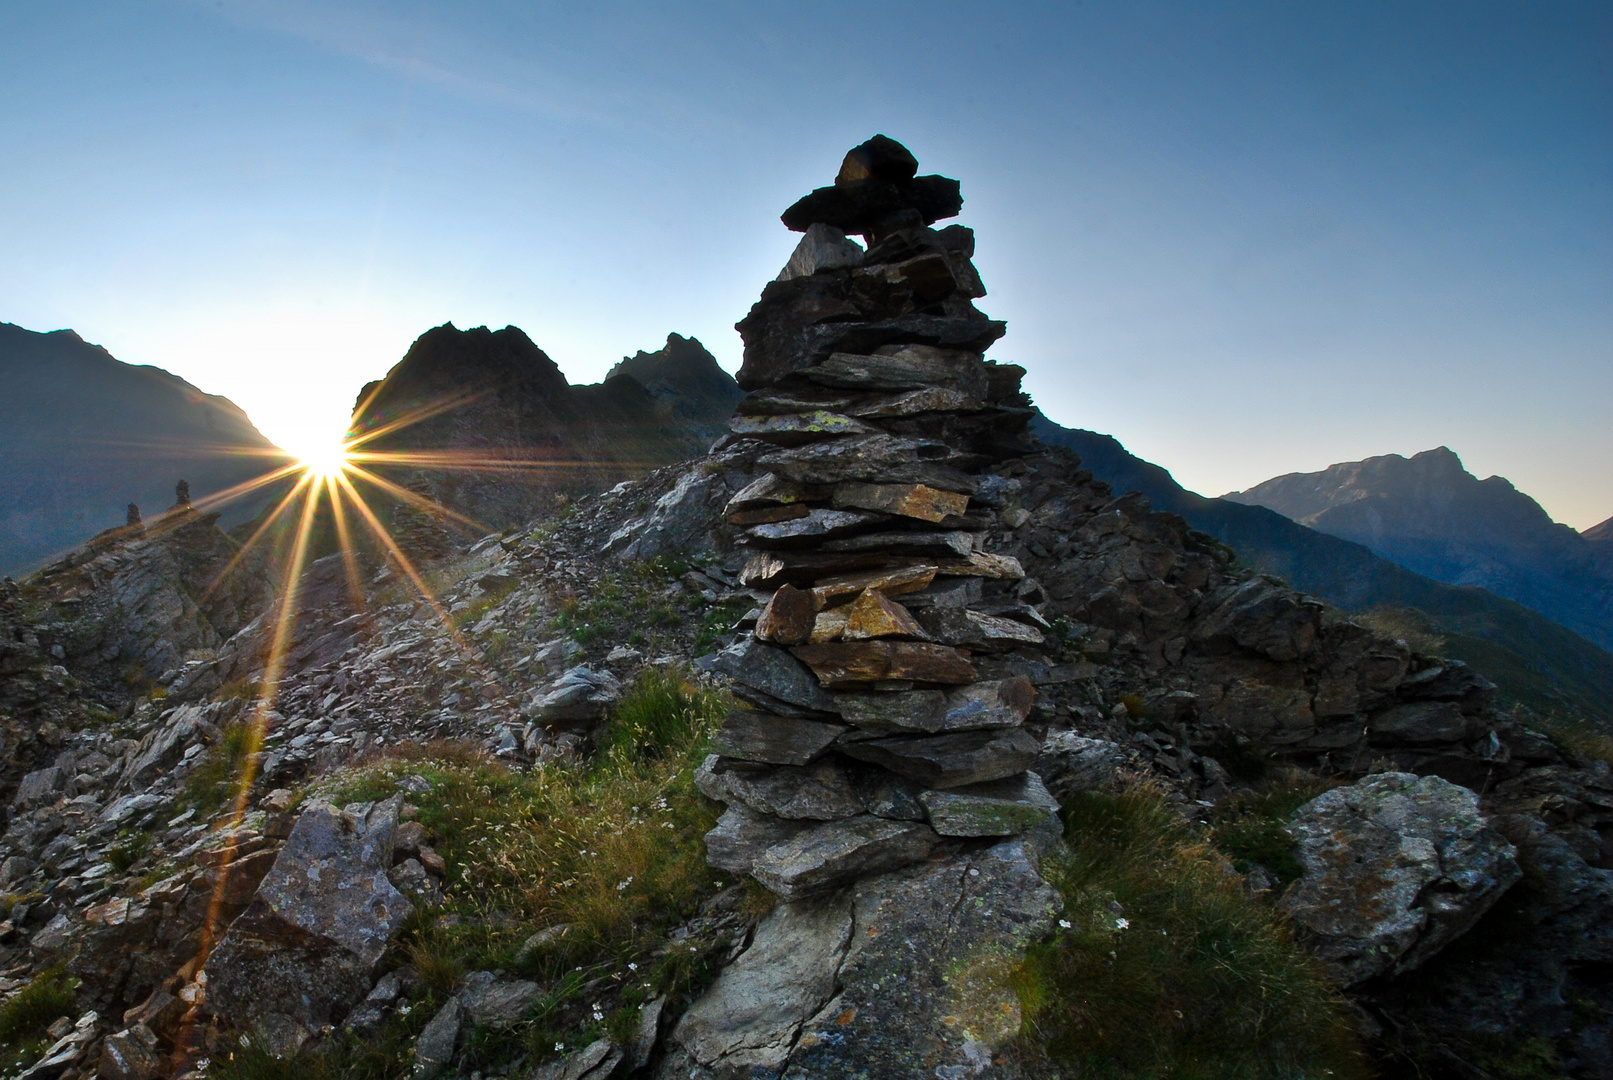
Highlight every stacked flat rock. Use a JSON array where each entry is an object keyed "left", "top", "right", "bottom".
[{"left": 695, "top": 136, "right": 1059, "bottom": 902}]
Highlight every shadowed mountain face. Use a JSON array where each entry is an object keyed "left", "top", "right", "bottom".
[
  {"left": 1224, "top": 447, "right": 1613, "bottom": 653},
  {"left": 1583, "top": 515, "right": 1613, "bottom": 546},
  {"left": 1030, "top": 415, "right": 1613, "bottom": 722},
  {"left": 0, "top": 322, "right": 282, "bottom": 576},
  {"left": 348, "top": 323, "right": 740, "bottom": 532}
]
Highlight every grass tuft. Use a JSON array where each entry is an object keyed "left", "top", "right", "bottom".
[
  {"left": 0, "top": 968, "right": 76, "bottom": 1045},
  {"left": 1017, "top": 784, "right": 1365, "bottom": 1079},
  {"left": 1208, "top": 776, "right": 1337, "bottom": 886},
  {"left": 181, "top": 722, "right": 258, "bottom": 815}
]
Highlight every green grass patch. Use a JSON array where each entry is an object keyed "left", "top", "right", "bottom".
[
  {"left": 692, "top": 594, "right": 753, "bottom": 656},
  {"left": 106, "top": 828, "right": 155, "bottom": 874},
  {"left": 549, "top": 566, "right": 685, "bottom": 649},
  {"left": 1016, "top": 785, "right": 1365, "bottom": 1079},
  {"left": 1208, "top": 776, "right": 1336, "bottom": 886},
  {"left": 0, "top": 968, "right": 77, "bottom": 1056},
  {"left": 180, "top": 721, "right": 258, "bottom": 816},
  {"left": 288, "top": 668, "right": 735, "bottom": 1077}
]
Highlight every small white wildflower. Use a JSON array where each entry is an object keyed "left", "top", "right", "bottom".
[
  {"left": 1115, "top": 918, "right": 1130, "bottom": 930},
  {"left": 628, "top": 962, "right": 638, "bottom": 971},
  {"left": 616, "top": 876, "right": 633, "bottom": 891},
  {"left": 554, "top": 1042, "right": 564, "bottom": 1051},
  {"left": 1058, "top": 919, "right": 1072, "bottom": 929}
]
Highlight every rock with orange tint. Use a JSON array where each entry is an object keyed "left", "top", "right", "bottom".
[
  {"left": 790, "top": 641, "right": 975, "bottom": 687},
  {"left": 830, "top": 481, "right": 968, "bottom": 523},
  {"left": 754, "top": 584, "right": 818, "bottom": 646},
  {"left": 810, "top": 564, "right": 937, "bottom": 604},
  {"left": 840, "top": 589, "right": 925, "bottom": 640}
]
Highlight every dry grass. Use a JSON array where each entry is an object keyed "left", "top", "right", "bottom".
[{"left": 1017, "top": 784, "right": 1365, "bottom": 1079}]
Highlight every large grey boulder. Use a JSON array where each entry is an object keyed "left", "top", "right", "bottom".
[
  {"left": 670, "top": 896, "right": 853, "bottom": 1074},
  {"left": 531, "top": 666, "right": 620, "bottom": 725},
  {"left": 666, "top": 839, "right": 1059, "bottom": 1079},
  {"left": 203, "top": 796, "right": 414, "bottom": 1029},
  {"left": 1279, "top": 772, "right": 1520, "bottom": 986}
]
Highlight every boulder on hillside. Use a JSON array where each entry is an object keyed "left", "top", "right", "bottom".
[
  {"left": 202, "top": 796, "right": 413, "bottom": 1032},
  {"left": 1279, "top": 772, "right": 1520, "bottom": 986},
  {"left": 664, "top": 838, "right": 1059, "bottom": 1079}
]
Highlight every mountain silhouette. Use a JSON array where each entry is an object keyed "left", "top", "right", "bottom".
[{"left": 0, "top": 322, "right": 283, "bottom": 575}]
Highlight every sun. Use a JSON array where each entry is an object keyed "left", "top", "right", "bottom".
[{"left": 295, "top": 438, "right": 352, "bottom": 480}]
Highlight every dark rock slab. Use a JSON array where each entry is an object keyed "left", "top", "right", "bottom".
[
  {"left": 737, "top": 310, "right": 1005, "bottom": 390},
  {"left": 824, "top": 529, "right": 976, "bottom": 558},
  {"left": 837, "top": 677, "right": 1033, "bottom": 735},
  {"left": 740, "top": 508, "right": 886, "bottom": 549},
  {"left": 781, "top": 174, "right": 962, "bottom": 236},
  {"left": 920, "top": 772, "right": 1061, "bottom": 837},
  {"left": 724, "top": 474, "right": 831, "bottom": 513},
  {"left": 695, "top": 638, "right": 839, "bottom": 714},
  {"left": 840, "top": 728, "right": 1040, "bottom": 788},
  {"left": 805, "top": 346, "right": 990, "bottom": 400},
  {"left": 669, "top": 895, "right": 853, "bottom": 1073},
  {"left": 759, "top": 434, "right": 979, "bottom": 493},
  {"left": 915, "top": 606, "right": 1047, "bottom": 649},
  {"left": 704, "top": 804, "right": 810, "bottom": 876},
  {"left": 1278, "top": 772, "right": 1521, "bottom": 986},
  {"left": 695, "top": 755, "right": 864, "bottom": 820},
  {"left": 1369, "top": 701, "right": 1470, "bottom": 744},
  {"left": 711, "top": 710, "right": 847, "bottom": 765},
  {"left": 785, "top": 839, "right": 1060, "bottom": 1078},
  {"left": 1034, "top": 731, "right": 1132, "bottom": 802},
  {"left": 750, "top": 815, "right": 939, "bottom": 901},
  {"left": 727, "top": 411, "right": 883, "bottom": 445}
]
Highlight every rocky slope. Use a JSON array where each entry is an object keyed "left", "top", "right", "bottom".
[
  {"left": 1035, "top": 417, "right": 1613, "bottom": 724},
  {"left": 0, "top": 140, "right": 1608, "bottom": 1080},
  {"left": 0, "top": 324, "right": 284, "bottom": 576},
  {"left": 347, "top": 325, "right": 738, "bottom": 533},
  {"left": 1226, "top": 446, "right": 1613, "bottom": 653}
]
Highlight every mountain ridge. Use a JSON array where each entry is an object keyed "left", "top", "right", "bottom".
[
  {"left": 1224, "top": 446, "right": 1613, "bottom": 652},
  {"left": 0, "top": 321, "right": 284, "bottom": 575}
]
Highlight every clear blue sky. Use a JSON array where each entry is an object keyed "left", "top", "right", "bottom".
[{"left": 3, "top": 1, "right": 1609, "bottom": 527}]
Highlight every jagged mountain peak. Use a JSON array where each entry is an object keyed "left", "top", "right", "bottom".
[{"left": 1584, "top": 515, "right": 1613, "bottom": 545}]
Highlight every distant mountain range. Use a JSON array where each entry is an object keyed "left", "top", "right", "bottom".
[
  {"left": 1031, "top": 416, "right": 1613, "bottom": 722},
  {"left": 1225, "top": 447, "right": 1613, "bottom": 654},
  {"left": 0, "top": 322, "right": 282, "bottom": 575},
  {"left": 348, "top": 324, "right": 742, "bottom": 531}
]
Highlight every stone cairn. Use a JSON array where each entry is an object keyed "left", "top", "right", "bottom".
[{"left": 695, "top": 135, "right": 1061, "bottom": 901}]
